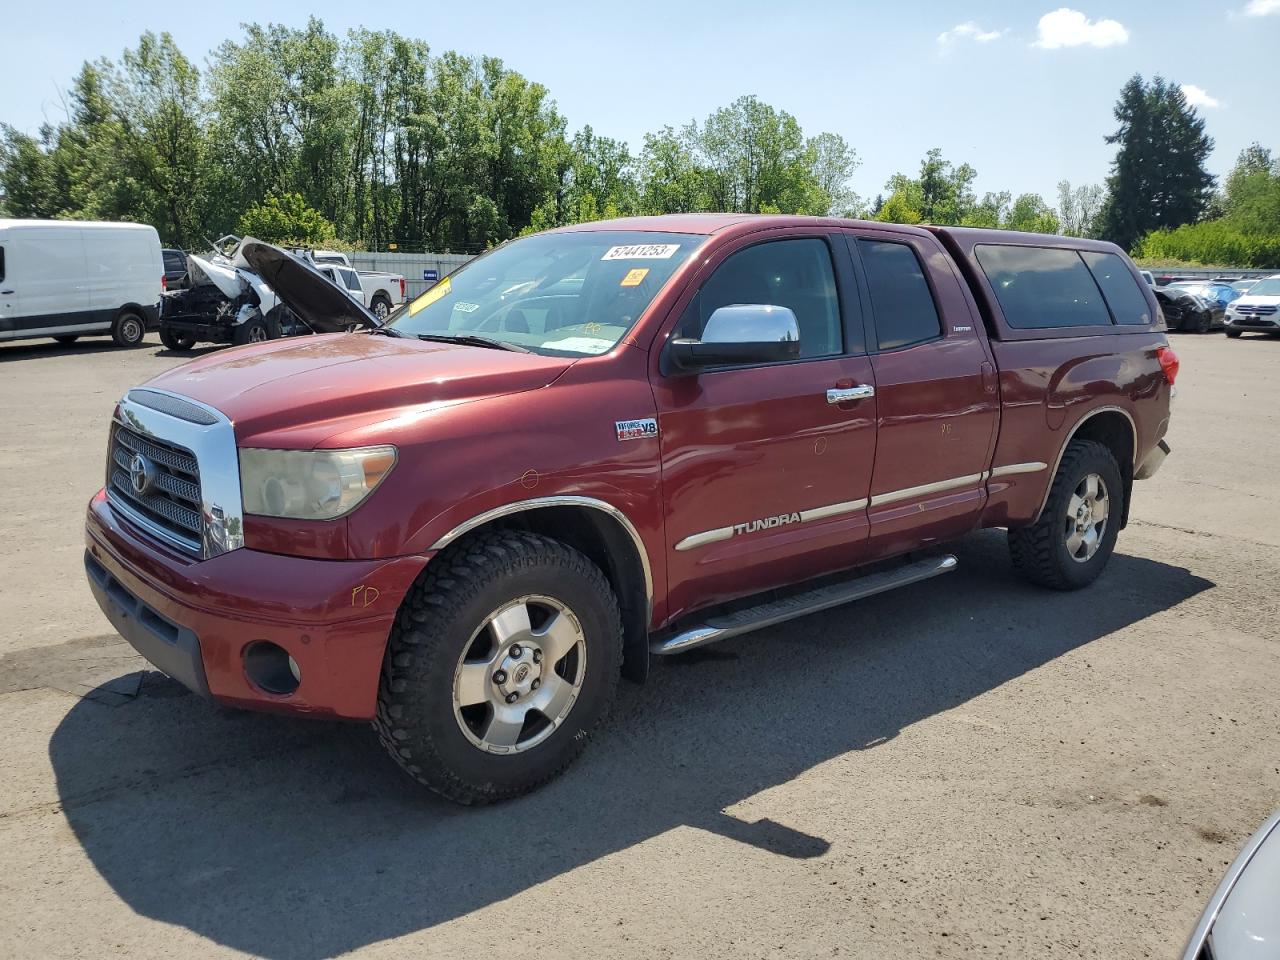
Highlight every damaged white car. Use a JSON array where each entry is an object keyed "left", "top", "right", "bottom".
[{"left": 158, "top": 237, "right": 376, "bottom": 350}]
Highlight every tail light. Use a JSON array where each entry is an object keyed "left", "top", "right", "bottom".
[
  {"left": 399, "top": 277, "right": 406, "bottom": 300},
  {"left": 161, "top": 274, "right": 167, "bottom": 292},
  {"left": 1157, "top": 345, "right": 1180, "bottom": 385}
]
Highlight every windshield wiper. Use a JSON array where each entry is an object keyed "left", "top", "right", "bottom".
[{"left": 416, "top": 333, "right": 530, "bottom": 353}]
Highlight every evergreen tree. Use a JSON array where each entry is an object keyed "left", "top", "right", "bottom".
[{"left": 1099, "top": 74, "right": 1214, "bottom": 252}]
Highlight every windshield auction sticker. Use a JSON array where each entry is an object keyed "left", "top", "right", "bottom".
[
  {"left": 620, "top": 268, "right": 650, "bottom": 287},
  {"left": 601, "top": 244, "right": 680, "bottom": 261}
]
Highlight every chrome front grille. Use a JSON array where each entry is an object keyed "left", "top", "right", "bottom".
[
  {"left": 1237, "top": 304, "right": 1277, "bottom": 316},
  {"left": 107, "top": 423, "right": 203, "bottom": 552}
]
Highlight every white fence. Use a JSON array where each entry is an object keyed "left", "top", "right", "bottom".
[{"left": 348, "top": 251, "right": 475, "bottom": 297}]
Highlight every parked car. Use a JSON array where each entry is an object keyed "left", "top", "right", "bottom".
[
  {"left": 162, "top": 248, "right": 189, "bottom": 291},
  {"left": 1168, "top": 280, "right": 1242, "bottom": 310},
  {"left": 1155, "top": 286, "right": 1223, "bottom": 333},
  {"left": 1223, "top": 274, "right": 1280, "bottom": 339},
  {"left": 1182, "top": 810, "right": 1280, "bottom": 959},
  {"left": 315, "top": 262, "right": 406, "bottom": 319},
  {"left": 158, "top": 238, "right": 374, "bottom": 349},
  {"left": 1229, "top": 279, "right": 1258, "bottom": 295},
  {"left": 84, "top": 216, "right": 1175, "bottom": 804},
  {"left": 0, "top": 218, "right": 162, "bottom": 347},
  {"left": 310, "top": 249, "right": 406, "bottom": 319}
]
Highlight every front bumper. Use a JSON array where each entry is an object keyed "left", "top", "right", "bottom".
[
  {"left": 85, "top": 489, "right": 430, "bottom": 719},
  {"left": 1225, "top": 314, "right": 1279, "bottom": 331}
]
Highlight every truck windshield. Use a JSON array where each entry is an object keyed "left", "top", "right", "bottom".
[{"left": 384, "top": 230, "right": 704, "bottom": 356}]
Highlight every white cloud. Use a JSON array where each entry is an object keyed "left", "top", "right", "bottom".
[
  {"left": 1180, "top": 84, "right": 1220, "bottom": 108},
  {"left": 937, "top": 21, "right": 1005, "bottom": 45},
  {"left": 1033, "top": 8, "right": 1130, "bottom": 48},
  {"left": 1243, "top": 0, "right": 1280, "bottom": 14}
]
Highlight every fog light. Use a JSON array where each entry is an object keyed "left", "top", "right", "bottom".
[{"left": 244, "top": 641, "right": 301, "bottom": 695}]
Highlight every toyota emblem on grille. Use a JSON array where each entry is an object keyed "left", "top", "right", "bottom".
[{"left": 129, "top": 453, "right": 155, "bottom": 496}]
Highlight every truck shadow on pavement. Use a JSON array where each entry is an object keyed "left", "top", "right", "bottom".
[{"left": 48, "top": 530, "right": 1212, "bottom": 959}]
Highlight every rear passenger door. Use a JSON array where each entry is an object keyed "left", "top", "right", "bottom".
[{"left": 841, "top": 228, "right": 999, "bottom": 556}]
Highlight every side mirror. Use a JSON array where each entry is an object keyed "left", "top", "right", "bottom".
[{"left": 669, "top": 304, "right": 801, "bottom": 372}]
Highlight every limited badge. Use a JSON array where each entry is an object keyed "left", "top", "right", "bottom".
[{"left": 615, "top": 418, "right": 658, "bottom": 441}]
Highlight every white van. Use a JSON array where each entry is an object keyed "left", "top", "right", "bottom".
[{"left": 0, "top": 219, "right": 163, "bottom": 347}]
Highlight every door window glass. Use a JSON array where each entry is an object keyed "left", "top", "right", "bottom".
[
  {"left": 858, "top": 239, "right": 943, "bottom": 350},
  {"left": 677, "top": 238, "right": 843, "bottom": 359}
]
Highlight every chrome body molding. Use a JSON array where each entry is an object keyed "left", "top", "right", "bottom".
[
  {"left": 1033, "top": 405, "right": 1138, "bottom": 522},
  {"left": 111, "top": 388, "right": 244, "bottom": 559},
  {"left": 869, "top": 473, "right": 986, "bottom": 508},
  {"left": 429, "top": 496, "right": 653, "bottom": 618},
  {"left": 989, "top": 461, "right": 1048, "bottom": 478},
  {"left": 674, "top": 498, "right": 869, "bottom": 552}
]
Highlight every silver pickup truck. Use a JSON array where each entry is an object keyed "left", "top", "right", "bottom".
[{"left": 312, "top": 252, "right": 406, "bottom": 320}]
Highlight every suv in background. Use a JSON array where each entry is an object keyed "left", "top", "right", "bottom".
[{"left": 1224, "top": 274, "right": 1280, "bottom": 338}]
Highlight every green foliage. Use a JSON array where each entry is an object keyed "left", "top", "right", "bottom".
[
  {"left": 1134, "top": 220, "right": 1280, "bottom": 269},
  {"left": 237, "top": 192, "right": 336, "bottom": 245},
  {"left": 1133, "top": 144, "right": 1280, "bottom": 267},
  {"left": 1099, "top": 75, "right": 1215, "bottom": 252}
]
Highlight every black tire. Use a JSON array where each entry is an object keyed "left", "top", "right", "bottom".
[
  {"left": 1226, "top": 329, "right": 1242, "bottom": 339},
  {"left": 52, "top": 335, "right": 80, "bottom": 345},
  {"left": 375, "top": 529, "right": 622, "bottom": 804},
  {"left": 158, "top": 326, "right": 197, "bottom": 350},
  {"left": 371, "top": 295, "right": 392, "bottom": 321},
  {"left": 232, "top": 313, "right": 279, "bottom": 346},
  {"left": 110, "top": 310, "right": 146, "bottom": 347},
  {"left": 1195, "top": 310, "right": 1212, "bottom": 334},
  {"left": 1008, "top": 439, "right": 1124, "bottom": 591}
]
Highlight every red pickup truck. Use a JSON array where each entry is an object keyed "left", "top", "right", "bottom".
[{"left": 84, "top": 215, "right": 1176, "bottom": 803}]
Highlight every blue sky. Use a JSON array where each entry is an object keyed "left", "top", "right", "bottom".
[{"left": 2, "top": 0, "right": 1277, "bottom": 207}]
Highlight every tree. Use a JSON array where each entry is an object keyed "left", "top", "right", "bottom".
[
  {"left": 1098, "top": 75, "right": 1215, "bottom": 252},
  {"left": 237, "top": 192, "right": 336, "bottom": 245},
  {"left": 878, "top": 148, "right": 977, "bottom": 225},
  {"left": 1057, "top": 180, "right": 1106, "bottom": 238},
  {"left": 1005, "top": 193, "right": 1060, "bottom": 234}
]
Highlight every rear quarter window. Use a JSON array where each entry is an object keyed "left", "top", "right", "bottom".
[
  {"left": 975, "top": 244, "right": 1112, "bottom": 329},
  {"left": 1082, "top": 252, "right": 1152, "bottom": 325}
]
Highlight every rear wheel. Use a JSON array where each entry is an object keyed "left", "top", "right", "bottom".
[
  {"left": 375, "top": 529, "right": 622, "bottom": 804},
  {"left": 371, "top": 295, "right": 392, "bottom": 320},
  {"left": 158, "top": 326, "right": 197, "bottom": 350},
  {"left": 110, "top": 310, "right": 146, "bottom": 348},
  {"left": 1195, "top": 310, "right": 1212, "bottom": 334},
  {"left": 1226, "top": 329, "right": 1242, "bottom": 339},
  {"left": 1008, "top": 439, "right": 1124, "bottom": 590}
]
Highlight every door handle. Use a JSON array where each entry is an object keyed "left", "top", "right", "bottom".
[
  {"left": 0, "top": 290, "right": 13, "bottom": 295},
  {"left": 826, "top": 385, "right": 875, "bottom": 404}
]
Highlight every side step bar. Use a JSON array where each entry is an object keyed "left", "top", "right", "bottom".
[{"left": 650, "top": 554, "right": 958, "bottom": 656}]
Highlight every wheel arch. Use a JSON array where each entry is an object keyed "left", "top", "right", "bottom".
[
  {"left": 429, "top": 497, "right": 653, "bottom": 682},
  {"left": 1033, "top": 406, "right": 1136, "bottom": 527}
]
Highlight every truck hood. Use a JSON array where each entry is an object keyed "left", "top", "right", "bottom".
[
  {"left": 238, "top": 239, "right": 377, "bottom": 333},
  {"left": 143, "top": 332, "right": 574, "bottom": 444}
]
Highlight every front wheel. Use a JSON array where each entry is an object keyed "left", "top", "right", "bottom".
[
  {"left": 232, "top": 313, "right": 279, "bottom": 346},
  {"left": 375, "top": 529, "right": 622, "bottom": 804},
  {"left": 1008, "top": 439, "right": 1124, "bottom": 590}
]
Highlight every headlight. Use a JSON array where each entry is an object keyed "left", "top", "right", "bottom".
[{"left": 239, "top": 446, "right": 397, "bottom": 520}]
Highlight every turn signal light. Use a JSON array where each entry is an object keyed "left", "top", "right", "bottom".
[{"left": 1157, "top": 345, "right": 1179, "bottom": 385}]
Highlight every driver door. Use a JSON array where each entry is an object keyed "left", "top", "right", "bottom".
[{"left": 651, "top": 230, "right": 879, "bottom": 621}]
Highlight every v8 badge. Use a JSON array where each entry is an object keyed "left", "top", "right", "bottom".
[{"left": 615, "top": 418, "right": 658, "bottom": 442}]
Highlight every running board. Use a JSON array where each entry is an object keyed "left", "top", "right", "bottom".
[{"left": 650, "top": 554, "right": 958, "bottom": 656}]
